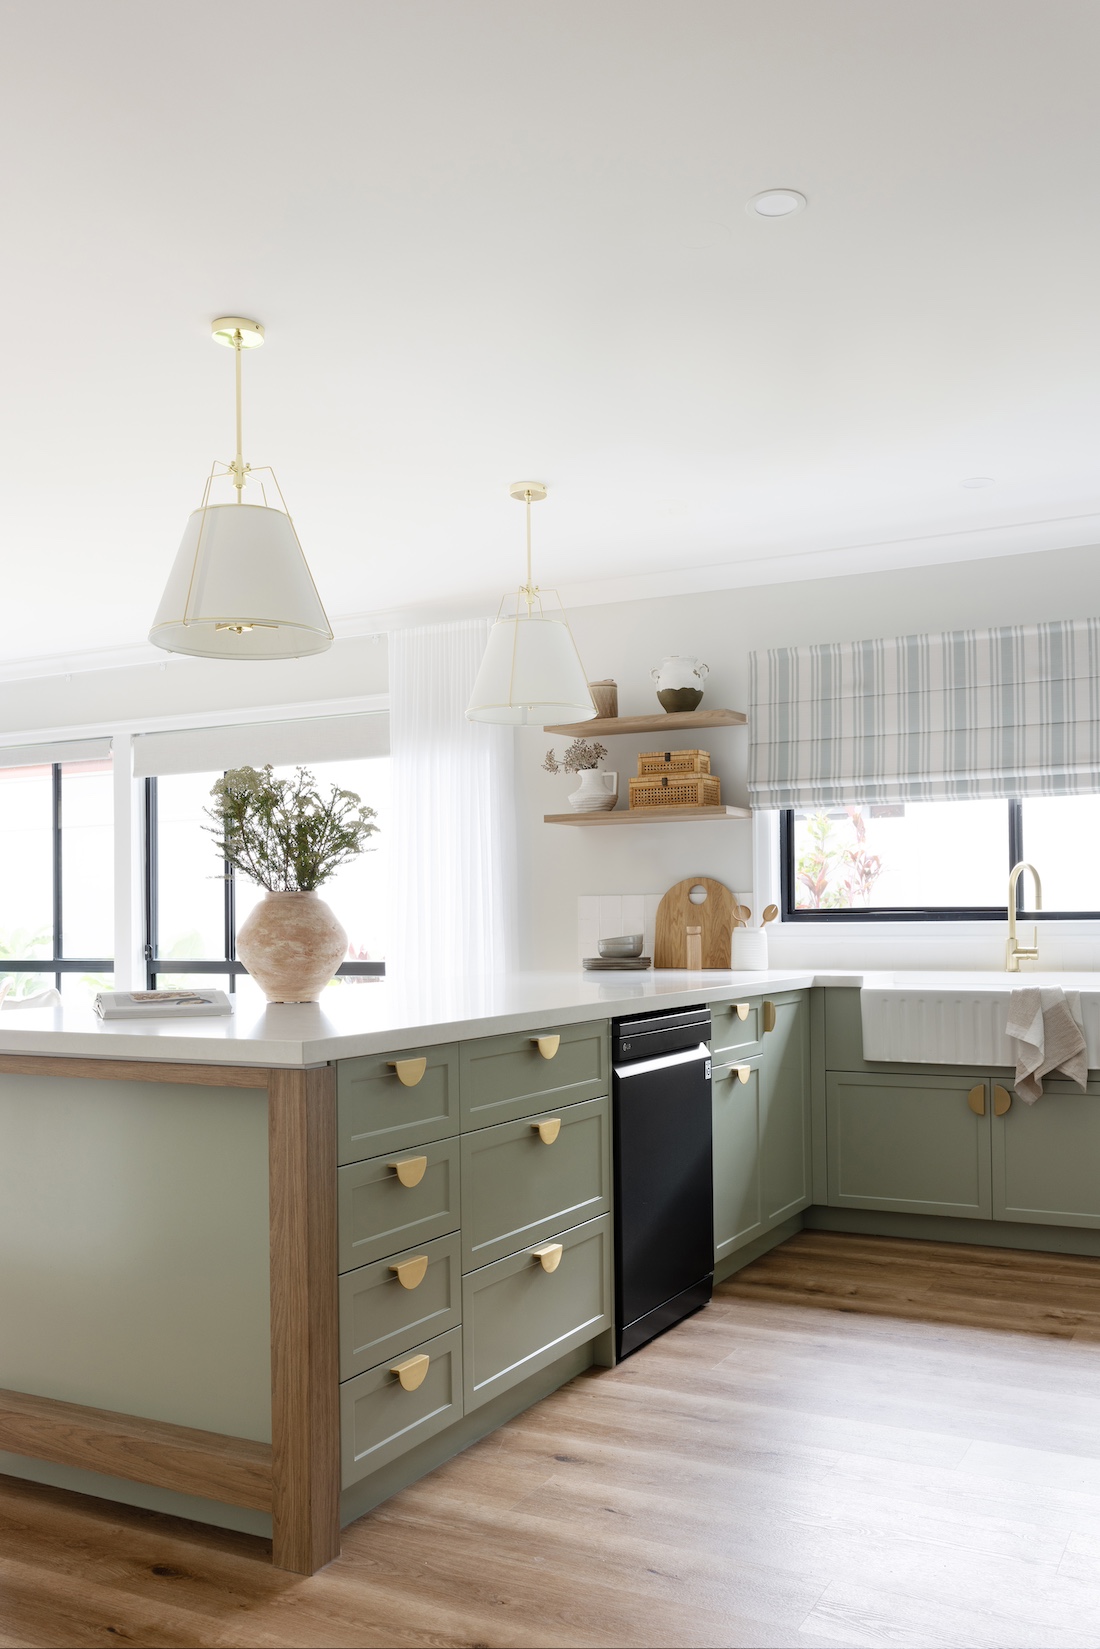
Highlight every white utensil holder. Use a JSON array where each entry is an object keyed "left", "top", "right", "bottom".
[{"left": 730, "top": 928, "right": 768, "bottom": 971}]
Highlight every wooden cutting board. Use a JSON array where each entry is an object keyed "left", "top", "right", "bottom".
[{"left": 654, "top": 876, "right": 737, "bottom": 969}]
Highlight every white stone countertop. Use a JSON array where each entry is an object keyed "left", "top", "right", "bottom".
[{"left": 0, "top": 968, "right": 850, "bottom": 1067}]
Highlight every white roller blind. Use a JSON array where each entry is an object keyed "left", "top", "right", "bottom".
[
  {"left": 133, "top": 712, "right": 389, "bottom": 778},
  {"left": 0, "top": 736, "right": 112, "bottom": 768}
]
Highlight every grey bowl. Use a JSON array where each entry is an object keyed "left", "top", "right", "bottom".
[{"left": 598, "top": 934, "right": 644, "bottom": 959}]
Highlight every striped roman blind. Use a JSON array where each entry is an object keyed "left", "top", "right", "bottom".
[{"left": 748, "top": 617, "right": 1100, "bottom": 809}]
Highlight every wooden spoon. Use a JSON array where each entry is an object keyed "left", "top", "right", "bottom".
[
  {"left": 762, "top": 903, "right": 779, "bottom": 925},
  {"left": 737, "top": 904, "right": 752, "bottom": 927}
]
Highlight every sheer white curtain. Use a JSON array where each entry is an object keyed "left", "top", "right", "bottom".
[{"left": 390, "top": 619, "right": 517, "bottom": 981}]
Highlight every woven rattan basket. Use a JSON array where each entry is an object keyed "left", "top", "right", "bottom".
[
  {"left": 628, "top": 773, "right": 722, "bottom": 809},
  {"left": 636, "top": 749, "right": 711, "bottom": 776}
]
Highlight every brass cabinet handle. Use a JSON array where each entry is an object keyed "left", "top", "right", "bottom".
[
  {"left": 993, "top": 1084, "right": 1012, "bottom": 1117},
  {"left": 967, "top": 1084, "right": 986, "bottom": 1116},
  {"left": 735, "top": 1003, "right": 750, "bottom": 1021},
  {"left": 531, "top": 1243, "right": 563, "bottom": 1273},
  {"left": 389, "top": 1255, "right": 428, "bottom": 1290},
  {"left": 388, "top": 1057, "right": 427, "bottom": 1088},
  {"left": 390, "top": 1353, "right": 430, "bottom": 1391},
  {"left": 531, "top": 1035, "right": 561, "bottom": 1060},
  {"left": 714, "top": 1064, "right": 751, "bottom": 1084},
  {"left": 762, "top": 1001, "right": 776, "bottom": 1034},
  {"left": 389, "top": 1155, "right": 427, "bottom": 1188},
  {"left": 531, "top": 1117, "right": 561, "bottom": 1144}
]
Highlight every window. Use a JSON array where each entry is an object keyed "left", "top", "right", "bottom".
[
  {"left": 144, "top": 757, "right": 389, "bottom": 988},
  {"left": 0, "top": 758, "right": 114, "bottom": 1000},
  {"left": 782, "top": 796, "right": 1100, "bottom": 920}
]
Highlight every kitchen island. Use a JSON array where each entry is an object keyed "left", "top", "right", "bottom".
[{"left": 0, "top": 969, "right": 816, "bottom": 1575}]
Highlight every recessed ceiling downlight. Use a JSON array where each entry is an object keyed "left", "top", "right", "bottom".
[{"left": 748, "top": 189, "right": 807, "bottom": 218}]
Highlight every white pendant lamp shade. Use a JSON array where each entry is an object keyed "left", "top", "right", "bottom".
[
  {"left": 151, "top": 316, "right": 333, "bottom": 661},
  {"left": 467, "top": 611, "right": 596, "bottom": 725},
  {"left": 149, "top": 503, "right": 334, "bottom": 660},
  {"left": 466, "top": 480, "right": 596, "bottom": 726}
]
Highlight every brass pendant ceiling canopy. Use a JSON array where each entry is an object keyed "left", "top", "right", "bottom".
[
  {"left": 149, "top": 317, "right": 333, "bottom": 660},
  {"left": 465, "top": 481, "right": 596, "bottom": 726}
]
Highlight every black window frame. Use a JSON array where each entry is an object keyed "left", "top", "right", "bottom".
[
  {"left": 780, "top": 798, "right": 1099, "bottom": 922},
  {"left": 143, "top": 776, "right": 386, "bottom": 988},
  {"left": 1, "top": 758, "right": 113, "bottom": 989}
]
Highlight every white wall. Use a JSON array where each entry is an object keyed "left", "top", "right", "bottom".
[
  {"left": 0, "top": 635, "right": 388, "bottom": 737},
  {"left": 516, "top": 542, "right": 1100, "bottom": 970}
]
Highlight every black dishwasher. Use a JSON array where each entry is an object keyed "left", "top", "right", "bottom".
[{"left": 612, "top": 1005, "right": 713, "bottom": 1359}]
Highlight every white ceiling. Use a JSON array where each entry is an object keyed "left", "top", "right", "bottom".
[{"left": 2, "top": 0, "right": 1099, "bottom": 669}]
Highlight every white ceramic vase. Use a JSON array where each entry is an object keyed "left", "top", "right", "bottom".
[
  {"left": 568, "top": 769, "right": 619, "bottom": 812},
  {"left": 730, "top": 927, "right": 768, "bottom": 971},
  {"left": 235, "top": 890, "right": 348, "bottom": 1003},
  {"left": 651, "top": 656, "right": 709, "bottom": 713}
]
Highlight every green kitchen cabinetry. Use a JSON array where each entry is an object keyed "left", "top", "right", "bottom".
[
  {"left": 826, "top": 1071, "right": 993, "bottom": 1218},
  {"left": 711, "top": 990, "right": 811, "bottom": 1261},
  {"left": 993, "top": 1080, "right": 1100, "bottom": 1228}
]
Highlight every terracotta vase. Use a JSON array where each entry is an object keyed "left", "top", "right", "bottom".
[{"left": 235, "top": 891, "right": 348, "bottom": 1003}]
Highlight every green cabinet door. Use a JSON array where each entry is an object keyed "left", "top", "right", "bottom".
[
  {"left": 993, "top": 1080, "right": 1100, "bottom": 1228},
  {"left": 712, "top": 1057, "right": 763, "bottom": 1260},
  {"left": 759, "top": 992, "right": 811, "bottom": 1229},
  {"left": 826, "top": 1072, "right": 992, "bottom": 1217}
]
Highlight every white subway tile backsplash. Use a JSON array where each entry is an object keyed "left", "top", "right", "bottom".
[
  {"left": 620, "top": 895, "right": 646, "bottom": 939},
  {"left": 599, "top": 895, "right": 624, "bottom": 938}
]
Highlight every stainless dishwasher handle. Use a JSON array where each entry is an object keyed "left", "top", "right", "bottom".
[{"left": 613, "top": 1042, "right": 711, "bottom": 1080}]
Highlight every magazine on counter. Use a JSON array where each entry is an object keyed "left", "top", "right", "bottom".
[{"left": 94, "top": 989, "right": 233, "bottom": 1019}]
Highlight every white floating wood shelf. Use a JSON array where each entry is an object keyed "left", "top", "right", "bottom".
[
  {"left": 544, "top": 708, "right": 747, "bottom": 737},
  {"left": 544, "top": 805, "right": 751, "bottom": 827}
]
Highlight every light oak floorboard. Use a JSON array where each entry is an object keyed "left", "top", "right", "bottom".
[{"left": 6, "top": 1231, "right": 1100, "bottom": 1647}]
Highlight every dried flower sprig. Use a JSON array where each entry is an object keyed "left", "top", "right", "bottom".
[{"left": 543, "top": 738, "right": 608, "bottom": 775}]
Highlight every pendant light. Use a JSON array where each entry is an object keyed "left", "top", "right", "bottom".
[
  {"left": 466, "top": 482, "right": 596, "bottom": 725},
  {"left": 149, "top": 317, "right": 333, "bottom": 660}
]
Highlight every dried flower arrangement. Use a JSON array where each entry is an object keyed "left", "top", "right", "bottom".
[{"left": 542, "top": 738, "right": 609, "bottom": 775}]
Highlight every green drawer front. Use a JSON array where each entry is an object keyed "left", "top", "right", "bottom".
[
  {"left": 460, "top": 1095, "right": 610, "bottom": 1271},
  {"left": 337, "top": 1043, "right": 460, "bottom": 1164},
  {"left": 340, "top": 1325, "right": 462, "bottom": 1488},
  {"left": 338, "top": 1137, "right": 461, "bottom": 1272},
  {"left": 462, "top": 1215, "right": 611, "bottom": 1413},
  {"left": 713, "top": 1057, "right": 763, "bottom": 1260},
  {"left": 339, "top": 1231, "right": 461, "bottom": 1381},
  {"left": 710, "top": 998, "right": 762, "bottom": 1059},
  {"left": 460, "top": 1020, "right": 608, "bottom": 1130},
  {"left": 826, "top": 1071, "right": 992, "bottom": 1218}
]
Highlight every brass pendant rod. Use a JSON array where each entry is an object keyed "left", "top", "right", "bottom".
[
  {"left": 524, "top": 488, "right": 534, "bottom": 613},
  {"left": 233, "top": 331, "right": 245, "bottom": 500}
]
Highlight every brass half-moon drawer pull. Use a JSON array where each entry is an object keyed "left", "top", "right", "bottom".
[
  {"left": 968, "top": 1084, "right": 986, "bottom": 1116},
  {"left": 762, "top": 1001, "right": 776, "bottom": 1034},
  {"left": 389, "top": 1155, "right": 427, "bottom": 1188},
  {"left": 390, "top": 1353, "right": 430, "bottom": 1392},
  {"left": 714, "top": 1064, "right": 751, "bottom": 1084},
  {"left": 531, "top": 1243, "right": 563, "bottom": 1273},
  {"left": 993, "top": 1084, "right": 1012, "bottom": 1116},
  {"left": 735, "top": 1003, "right": 750, "bottom": 1021},
  {"left": 531, "top": 1034, "right": 561, "bottom": 1059},
  {"left": 388, "top": 1057, "right": 427, "bottom": 1087},
  {"left": 389, "top": 1255, "right": 428, "bottom": 1290},
  {"left": 531, "top": 1117, "right": 561, "bottom": 1144}
]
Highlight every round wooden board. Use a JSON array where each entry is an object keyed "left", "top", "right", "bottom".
[{"left": 653, "top": 876, "right": 736, "bottom": 969}]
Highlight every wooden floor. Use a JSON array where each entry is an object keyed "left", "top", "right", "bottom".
[{"left": 7, "top": 1230, "right": 1100, "bottom": 1648}]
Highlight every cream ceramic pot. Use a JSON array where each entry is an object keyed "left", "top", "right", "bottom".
[
  {"left": 651, "top": 656, "right": 709, "bottom": 712},
  {"left": 235, "top": 890, "right": 348, "bottom": 1003},
  {"left": 568, "top": 769, "right": 619, "bottom": 812}
]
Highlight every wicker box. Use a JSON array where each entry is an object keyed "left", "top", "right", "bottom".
[
  {"left": 628, "top": 773, "right": 722, "bottom": 809},
  {"left": 637, "top": 749, "right": 711, "bottom": 776}
]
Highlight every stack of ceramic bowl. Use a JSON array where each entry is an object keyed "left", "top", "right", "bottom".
[{"left": 582, "top": 935, "right": 652, "bottom": 971}]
